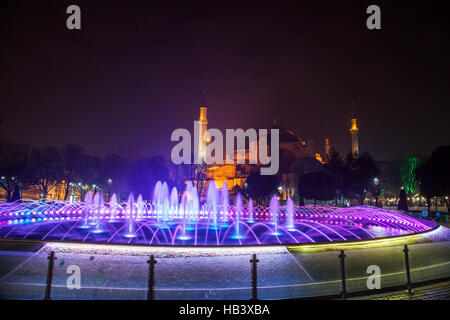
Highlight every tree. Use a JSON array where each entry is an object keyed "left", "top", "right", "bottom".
[
  {"left": 343, "top": 152, "right": 380, "bottom": 205},
  {"left": 60, "top": 154, "right": 103, "bottom": 201},
  {"left": 324, "top": 148, "right": 347, "bottom": 206},
  {"left": 232, "top": 184, "right": 242, "bottom": 195},
  {"left": 416, "top": 146, "right": 450, "bottom": 214},
  {"left": 278, "top": 149, "right": 297, "bottom": 176},
  {"left": 99, "top": 154, "right": 131, "bottom": 200},
  {"left": 168, "top": 162, "right": 188, "bottom": 196},
  {"left": 61, "top": 144, "right": 86, "bottom": 200},
  {"left": 30, "top": 146, "right": 64, "bottom": 200},
  {"left": 0, "top": 141, "right": 33, "bottom": 201},
  {"left": 298, "top": 170, "right": 335, "bottom": 206},
  {"left": 193, "top": 162, "right": 208, "bottom": 196},
  {"left": 378, "top": 160, "right": 402, "bottom": 199},
  {"left": 400, "top": 156, "right": 421, "bottom": 194},
  {"left": 127, "top": 156, "right": 169, "bottom": 200},
  {"left": 168, "top": 153, "right": 207, "bottom": 196},
  {"left": 243, "top": 170, "right": 278, "bottom": 205}
]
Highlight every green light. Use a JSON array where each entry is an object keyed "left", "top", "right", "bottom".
[{"left": 400, "top": 156, "right": 421, "bottom": 194}]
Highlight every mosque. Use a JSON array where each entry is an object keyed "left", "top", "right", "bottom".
[{"left": 195, "top": 101, "right": 359, "bottom": 202}]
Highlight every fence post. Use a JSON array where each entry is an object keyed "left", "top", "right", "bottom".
[
  {"left": 338, "top": 250, "right": 347, "bottom": 300},
  {"left": 43, "top": 251, "right": 56, "bottom": 300},
  {"left": 147, "top": 255, "right": 157, "bottom": 300},
  {"left": 403, "top": 245, "right": 413, "bottom": 294},
  {"left": 250, "top": 254, "right": 259, "bottom": 300}
]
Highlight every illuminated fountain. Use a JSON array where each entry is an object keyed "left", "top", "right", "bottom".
[
  {"left": 234, "top": 193, "right": 243, "bottom": 239},
  {"left": 221, "top": 182, "right": 229, "bottom": 226},
  {"left": 206, "top": 182, "right": 219, "bottom": 229},
  {"left": 0, "top": 180, "right": 438, "bottom": 246},
  {"left": 270, "top": 195, "right": 280, "bottom": 235}
]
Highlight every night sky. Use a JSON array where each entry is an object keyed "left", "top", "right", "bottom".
[{"left": 1, "top": 0, "right": 449, "bottom": 162}]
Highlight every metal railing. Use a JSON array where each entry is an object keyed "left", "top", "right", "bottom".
[{"left": 36, "top": 244, "right": 430, "bottom": 300}]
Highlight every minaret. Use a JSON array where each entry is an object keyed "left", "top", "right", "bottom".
[
  {"left": 198, "top": 90, "right": 208, "bottom": 162},
  {"left": 324, "top": 138, "right": 330, "bottom": 157},
  {"left": 350, "top": 118, "right": 359, "bottom": 155}
]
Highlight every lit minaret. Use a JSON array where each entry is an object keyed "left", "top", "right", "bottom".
[
  {"left": 324, "top": 138, "right": 330, "bottom": 157},
  {"left": 198, "top": 90, "right": 208, "bottom": 162},
  {"left": 349, "top": 118, "right": 359, "bottom": 155}
]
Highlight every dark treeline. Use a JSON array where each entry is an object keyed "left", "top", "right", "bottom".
[
  {"left": 242, "top": 146, "right": 450, "bottom": 215},
  {"left": 0, "top": 141, "right": 183, "bottom": 202}
]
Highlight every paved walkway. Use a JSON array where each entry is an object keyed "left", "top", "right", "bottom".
[{"left": 352, "top": 280, "right": 450, "bottom": 300}]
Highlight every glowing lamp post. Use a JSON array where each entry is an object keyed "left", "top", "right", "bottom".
[{"left": 373, "top": 178, "right": 380, "bottom": 207}]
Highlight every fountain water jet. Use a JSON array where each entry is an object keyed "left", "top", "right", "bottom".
[
  {"left": 248, "top": 198, "right": 254, "bottom": 223},
  {"left": 178, "top": 183, "right": 198, "bottom": 240},
  {"left": 221, "top": 182, "right": 229, "bottom": 226},
  {"left": 233, "top": 193, "right": 243, "bottom": 239},
  {"left": 153, "top": 181, "right": 162, "bottom": 224},
  {"left": 270, "top": 195, "right": 281, "bottom": 235},
  {"left": 169, "top": 187, "right": 178, "bottom": 222},
  {"left": 109, "top": 193, "right": 118, "bottom": 219},
  {"left": 136, "top": 194, "right": 144, "bottom": 220},
  {"left": 125, "top": 193, "right": 136, "bottom": 237},
  {"left": 81, "top": 192, "right": 92, "bottom": 228},
  {"left": 93, "top": 192, "right": 104, "bottom": 233},
  {"left": 178, "top": 193, "right": 189, "bottom": 240},
  {"left": 185, "top": 182, "right": 198, "bottom": 229},
  {"left": 286, "top": 197, "right": 295, "bottom": 230}
]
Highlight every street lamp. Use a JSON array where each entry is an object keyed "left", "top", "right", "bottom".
[{"left": 373, "top": 177, "right": 380, "bottom": 207}]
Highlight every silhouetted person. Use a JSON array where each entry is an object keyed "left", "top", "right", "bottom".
[{"left": 397, "top": 188, "right": 408, "bottom": 212}]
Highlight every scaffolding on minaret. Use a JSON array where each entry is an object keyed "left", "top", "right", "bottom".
[
  {"left": 325, "top": 138, "right": 331, "bottom": 157},
  {"left": 198, "top": 89, "right": 208, "bottom": 161},
  {"left": 350, "top": 118, "right": 359, "bottom": 156}
]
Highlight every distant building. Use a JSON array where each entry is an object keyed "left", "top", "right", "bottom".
[
  {"left": 193, "top": 106, "right": 324, "bottom": 201},
  {"left": 270, "top": 121, "right": 326, "bottom": 201}
]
